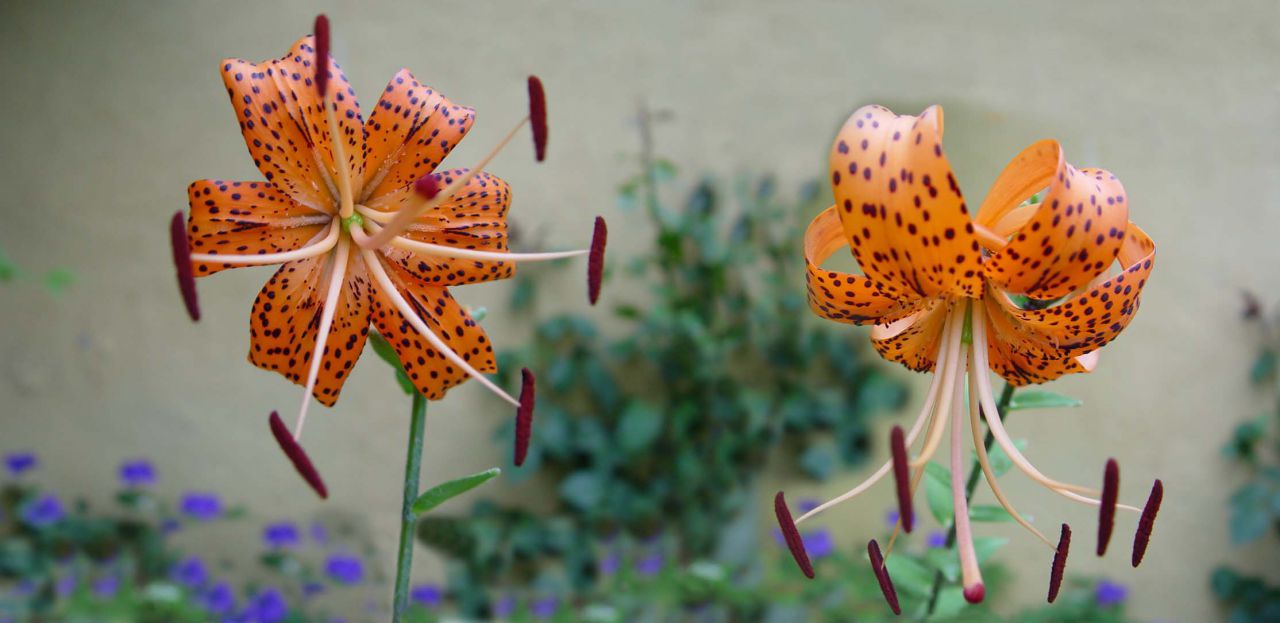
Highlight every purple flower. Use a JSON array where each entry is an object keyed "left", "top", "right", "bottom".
[
  {"left": 531, "top": 596, "right": 558, "bottom": 619},
  {"left": 598, "top": 551, "right": 621, "bottom": 576},
  {"left": 119, "top": 460, "right": 156, "bottom": 487},
  {"left": 491, "top": 595, "right": 516, "bottom": 618},
  {"left": 4, "top": 452, "right": 36, "bottom": 476},
  {"left": 926, "top": 532, "right": 948, "bottom": 548},
  {"left": 798, "top": 498, "right": 820, "bottom": 513},
  {"left": 802, "top": 528, "right": 836, "bottom": 559},
  {"left": 180, "top": 492, "right": 222, "bottom": 521},
  {"left": 263, "top": 522, "right": 300, "bottom": 549},
  {"left": 172, "top": 556, "right": 208, "bottom": 588},
  {"left": 410, "top": 584, "right": 443, "bottom": 609},
  {"left": 325, "top": 553, "right": 364, "bottom": 585},
  {"left": 203, "top": 581, "right": 235, "bottom": 614},
  {"left": 635, "top": 551, "right": 664, "bottom": 576},
  {"left": 92, "top": 575, "right": 119, "bottom": 598},
  {"left": 247, "top": 587, "right": 288, "bottom": 623},
  {"left": 1095, "top": 579, "right": 1127, "bottom": 607},
  {"left": 160, "top": 518, "right": 181, "bottom": 535},
  {"left": 21, "top": 494, "right": 65, "bottom": 527},
  {"left": 310, "top": 521, "right": 329, "bottom": 545},
  {"left": 55, "top": 574, "right": 76, "bottom": 598},
  {"left": 302, "top": 582, "right": 326, "bottom": 597},
  {"left": 884, "top": 509, "right": 900, "bottom": 529}
]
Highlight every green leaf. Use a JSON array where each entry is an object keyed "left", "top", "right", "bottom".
[
  {"left": 981, "top": 438, "right": 1028, "bottom": 478},
  {"left": 925, "top": 463, "right": 954, "bottom": 525},
  {"left": 884, "top": 554, "right": 935, "bottom": 597},
  {"left": 968, "top": 504, "right": 1015, "bottom": 523},
  {"left": 43, "top": 268, "right": 75, "bottom": 294},
  {"left": 411, "top": 468, "right": 501, "bottom": 515},
  {"left": 1007, "top": 390, "right": 1082, "bottom": 411},
  {"left": 798, "top": 443, "right": 837, "bottom": 480},
  {"left": 1251, "top": 349, "right": 1277, "bottom": 385},
  {"left": 366, "top": 333, "right": 416, "bottom": 395},
  {"left": 616, "top": 402, "right": 663, "bottom": 454},
  {"left": 559, "top": 471, "right": 605, "bottom": 511}
]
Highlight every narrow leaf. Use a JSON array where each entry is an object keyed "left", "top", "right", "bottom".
[
  {"left": 1007, "top": 390, "right": 1082, "bottom": 411},
  {"left": 411, "top": 468, "right": 501, "bottom": 515},
  {"left": 968, "top": 504, "right": 1016, "bottom": 523},
  {"left": 924, "top": 463, "right": 953, "bottom": 525}
]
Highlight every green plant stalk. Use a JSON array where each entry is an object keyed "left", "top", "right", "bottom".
[
  {"left": 925, "top": 382, "right": 1015, "bottom": 617},
  {"left": 392, "top": 392, "right": 428, "bottom": 622}
]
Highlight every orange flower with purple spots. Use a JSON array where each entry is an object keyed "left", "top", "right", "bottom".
[
  {"left": 774, "top": 105, "right": 1163, "bottom": 609},
  {"left": 170, "top": 16, "right": 606, "bottom": 498}
]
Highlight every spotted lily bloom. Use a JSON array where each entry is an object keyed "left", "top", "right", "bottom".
[
  {"left": 775, "top": 105, "right": 1163, "bottom": 608},
  {"left": 171, "top": 17, "right": 606, "bottom": 497}
]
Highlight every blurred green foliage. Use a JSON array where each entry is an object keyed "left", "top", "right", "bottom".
[{"left": 1213, "top": 294, "right": 1280, "bottom": 621}]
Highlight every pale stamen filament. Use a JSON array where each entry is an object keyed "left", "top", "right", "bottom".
[
  {"left": 293, "top": 236, "right": 351, "bottom": 439},
  {"left": 794, "top": 308, "right": 957, "bottom": 525},
  {"left": 909, "top": 304, "right": 969, "bottom": 468},
  {"left": 357, "top": 116, "right": 530, "bottom": 249},
  {"left": 362, "top": 219, "right": 587, "bottom": 263},
  {"left": 966, "top": 349, "right": 1055, "bottom": 548},
  {"left": 190, "top": 219, "right": 340, "bottom": 266},
  {"left": 352, "top": 229, "right": 520, "bottom": 407},
  {"left": 951, "top": 352, "right": 984, "bottom": 597}
]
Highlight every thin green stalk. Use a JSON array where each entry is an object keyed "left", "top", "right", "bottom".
[
  {"left": 392, "top": 392, "right": 428, "bottom": 622},
  {"left": 924, "top": 383, "right": 1015, "bottom": 617}
]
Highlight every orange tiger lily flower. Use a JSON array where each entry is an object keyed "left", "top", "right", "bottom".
[
  {"left": 170, "top": 17, "right": 606, "bottom": 497},
  {"left": 774, "top": 105, "right": 1162, "bottom": 607}
]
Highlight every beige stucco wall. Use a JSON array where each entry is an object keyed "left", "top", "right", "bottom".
[{"left": 2, "top": 1, "right": 1278, "bottom": 620}]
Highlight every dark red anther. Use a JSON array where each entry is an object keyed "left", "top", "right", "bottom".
[
  {"left": 513, "top": 368, "right": 536, "bottom": 466},
  {"left": 527, "top": 75, "right": 547, "bottom": 161},
  {"left": 867, "top": 539, "right": 901, "bottom": 615},
  {"left": 1048, "top": 523, "right": 1071, "bottom": 603},
  {"left": 268, "top": 411, "right": 328, "bottom": 499},
  {"left": 413, "top": 173, "right": 440, "bottom": 200},
  {"left": 169, "top": 210, "right": 200, "bottom": 322},
  {"left": 774, "top": 492, "right": 814, "bottom": 579},
  {"left": 963, "top": 584, "right": 986, "bottom": 604},
  {"left": 313, "top": 15, "right": 330, "bottom": 97},
  {"left": 889, "top": 425, "right": 913, "bottom": 533},
  {"left": 1131, "top": 479, "right": 1163, "bottom": 567},
  {"left": 587, "top": 216, "right": 607, "bottom": 305},
  {"left": 1098, "top": 458, "right": 1119, "bottom": 556}
]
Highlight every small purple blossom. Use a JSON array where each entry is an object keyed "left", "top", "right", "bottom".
[
  {"left": 119, "top": 460, "right": 156, "bottom": 487},
  {"left": 263, "top": 522, "right": 300, "bottom": 549},
  {"left": 410, "top": 584, "right": 443, "bottom": 609},
  {"left": 55, "top": 574, "right": 76, "bottom": 598},
  {"left": 21, "top": 494, "right": 65, "bottom": 527},
  {"left": 325, "top": 553, "right": 364, "bottom": 585},
  {"left": 160, "top": 518, "right": 181, "bottom": 535},
  {"left": 797, "top": 498, "right": 820, "bottom": 513},
  {"left": 4, "top": 452, "right": 36, "bottom": 476},
  {"left": 302, "top": 582, "right": 326, "bottom": 597},
  {"left": 491, "top": 595, "right": 516, "bottom": 617},
  {"left": 884, "top": 508, "right": 900, "bottom": 529},
  {"left": 802, "top": 528, "right": 836, "bottom": 559},
  {"left": 203, "top": 581, "right": 235, "bottom": 614},
  {"left": 92, "top": 575, "right": 119, "bottom": 598},
  {"left": 1095, "top": 579, "right": 1127, "bottom": 607},
  {"left": 598, "top": 551, "right": 621, "bottom": 576},
  {"left": 180, "top": 492, "right": 222, "bottom": 521},
  {"left": 926, "top": 532, "right": 948, "bottom": 548},
  {"left": 246, "top": 587, "right": 288, "bottom": 623},
  {"left": 531, "top": 596, "right": 558, "bottom": 619},
  {"left": 636, "top": 551, "right": 664, "bottom": 576},
  {"left": 172, "top": 556, "right": 208, "bottom": 588}
]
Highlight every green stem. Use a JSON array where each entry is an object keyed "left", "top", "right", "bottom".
[
  {"left": 392, "top": 392, "right": 428, "bottom": 622},
  {"left": 924, "top": 383, "right": 1015, "bottom": 618}
]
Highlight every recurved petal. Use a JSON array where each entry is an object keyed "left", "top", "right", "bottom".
[
  {"left": 805, "top": 205, "right": 915, "bottom": 325},
  {"left": 829, "top": 105, "right": 984, "bottom": 300},
  {"left": 369, "top": 260, "right": 496, "bottom": 400},
  {"left": 187, "top": 180, "right": 330, "bottom": 277},
  {"left": 994, "top": 223, "right": 1154, "bottom": 360},
  {"left": 360, "top": 69, "right": 475, "bottom": 204},
  {"left": 985, "top": 323, "right": 1100, "bottom": 386},
  {"left": 871, "top": 298, "right": 949, "bottom": 372},
  {"left": 371, "top": 169, "right": 514, "bottom": 287},
  {"left": 248, "top": 252, "right": 373, "bottom": 407},
  {"left": 980, "top": 141, "right": 1129, "bottom": 300}
]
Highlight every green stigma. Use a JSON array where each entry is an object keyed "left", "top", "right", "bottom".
[
  {"left": 961, "top": 305, "right": 973, "bottom": 345},
  {"left": 341, "top": 212, "right": 364, "bottom": 232}
]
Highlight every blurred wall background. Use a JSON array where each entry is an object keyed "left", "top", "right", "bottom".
[{"left": 1, "top": 1, "right": 1277, "bottom": 621}]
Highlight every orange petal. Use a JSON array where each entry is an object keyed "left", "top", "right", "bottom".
[
  {"left": 981, "top": 141, "right": 1129, "bottom": 299},
  {"left": 804, "top": 205, "right": 914, "bottom": 325},
  {"left": 829, "top": 105, "right": 983, "bottom": 300},
  {"left": 369, "top": 259, "right": 496, "bottom": 400},
  {"left": 871, "top": 299, "right": 949, "bottom": 372},
  {"left": 360, "top": 69, "right": 475, "bottom": 204},
  {"left": 993, "top": 223, "right": 1154, "bottom": 359},
  {"left": 186, "top": 180, "right": 329, "bottom": 277},
  {"left": 248, "top": 253, "right": 372, "bottom": 407},
  {"left": 375, "top": 169, "right": 514, "bottom": 287},
  {"left": 985, "top": 324, "right": 1099, "bottom": 386},
  {"left": 270, "top": 36, "right": 366, "bottom": 197}
]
